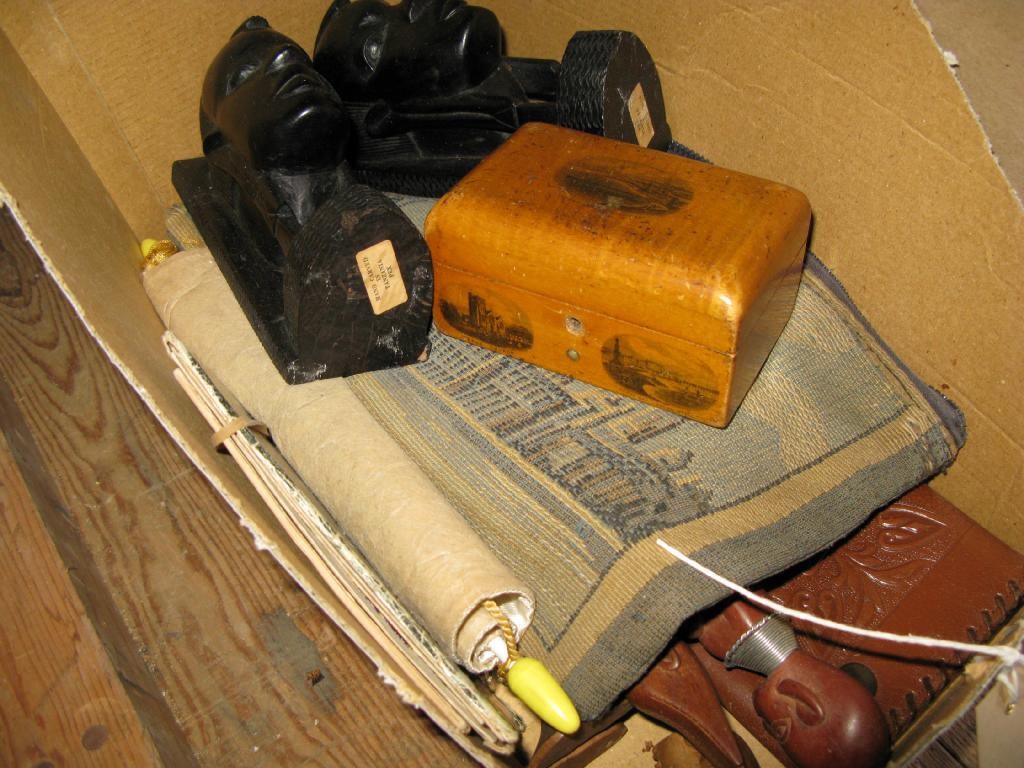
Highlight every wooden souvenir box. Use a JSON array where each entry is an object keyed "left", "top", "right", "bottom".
[{"left": 425, "top": 123, "right": 811, "bottom": 427}]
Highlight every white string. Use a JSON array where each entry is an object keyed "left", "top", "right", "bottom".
[{"left": 656, "top": 539, "right": 1024, "bottom": 680}]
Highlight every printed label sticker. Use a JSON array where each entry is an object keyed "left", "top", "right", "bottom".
[
  {"left": 356, "top": 239, "right": 408, "bottom": 315},
  {"left": 628, "top": 83, "right": 655, "bottom": 147}
]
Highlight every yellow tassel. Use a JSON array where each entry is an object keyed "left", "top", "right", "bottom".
[
  {"left": 506, "top": 656, "right": 581, "bottom": 735},
  {"left": 483, "top": 599, "right": 580, "bottom": 735},
  {"left": 140, "top": 238, "right": 178, "bottom": 270}
]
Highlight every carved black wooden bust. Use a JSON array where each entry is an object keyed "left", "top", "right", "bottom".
[
  {"left": 313, "top": 0, "right": 503, "bottom": 102},
  {"left": 313, "top": 0, "right": 672, "bottom": 195},
  {"left": 173, "top": 17, "right": 433, "bottom": 384},
  {"left": 200, "top": 16, "right": 350, "bottom": 176}
]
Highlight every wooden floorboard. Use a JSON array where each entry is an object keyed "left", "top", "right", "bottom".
[
  {"left": 0, "top": 207, "right": 475, "bottom": 766},
  {"left": 0, "top": 416, "right": 161, "bottom": 767}
]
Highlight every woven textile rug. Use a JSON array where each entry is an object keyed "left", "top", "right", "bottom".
[{"left": 344, "top": 194, "right": 965, "bottom": 719}]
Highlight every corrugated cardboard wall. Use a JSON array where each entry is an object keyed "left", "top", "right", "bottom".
[{"left": 1, "top": 0, "right": 1021, "bottom": 547}]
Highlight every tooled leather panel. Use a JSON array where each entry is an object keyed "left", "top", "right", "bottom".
[
  {"left": 770, "top": 487, "right": 964, "bottom": 657},
  {"left": 766, "top": 485, "right": 1024, "bottom": 736}
]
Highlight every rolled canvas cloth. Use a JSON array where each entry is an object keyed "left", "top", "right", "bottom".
[{"left": 143, "top": 248, "right": 533, "bottom": 674}]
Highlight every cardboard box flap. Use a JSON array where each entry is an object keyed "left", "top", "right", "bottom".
[
  {"left": 3, "top": 1, "right": 1020, "bottom": 543},
  {"left": 0, "top": 2, "right": 1021, "bottom": 762}
]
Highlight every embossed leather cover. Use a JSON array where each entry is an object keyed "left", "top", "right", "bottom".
[{"left": 691, "top": 484, "right": 1024, "bottom": 763}]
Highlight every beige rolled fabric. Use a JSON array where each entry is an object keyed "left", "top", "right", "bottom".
[{"left": 143, "top": 247, "right": 533, "bottom": 673}]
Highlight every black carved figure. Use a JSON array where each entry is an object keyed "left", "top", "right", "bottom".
[
  {"left": 173, "top": 17, "right": 433, "bottom": 384},
  {"left": 313, "top": 0, "right": 504, "bottom": 102},
  {"left": 313, "top": 0, "right": 672, "bottom": 196}
]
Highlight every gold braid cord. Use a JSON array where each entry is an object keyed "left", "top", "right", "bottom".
[
  {"left": 142, "top": 239, "right": 178, "bottom": 270},
  {"left": 482, "top": 599, "right": 520, "bottom": 679}
]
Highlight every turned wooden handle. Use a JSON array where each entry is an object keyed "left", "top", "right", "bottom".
[
  {"left": 753, "top": 649, "right": 889, "bottom": 768},
  {"left": 698, "top": 602, "right": 890, "bottom": 768},
  {"left": 697, "top": 602, "right": 767, "bottom": 660}
]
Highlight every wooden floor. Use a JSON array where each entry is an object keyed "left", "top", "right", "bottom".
[{"left": 0, "top": 208, "right": 476, "bottom": 766}]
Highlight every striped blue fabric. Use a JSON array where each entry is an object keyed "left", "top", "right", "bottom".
[{"left": 344, "top": 195, "right": 964, "bottom": 718}]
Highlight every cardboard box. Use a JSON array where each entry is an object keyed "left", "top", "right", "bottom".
[{"left": 1, "top": 1, "right": 1020, "bottom": 763}]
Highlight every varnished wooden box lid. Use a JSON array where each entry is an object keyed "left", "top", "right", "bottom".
[{"left": 425, "top": 123, "right": 811, "bottom": 425}]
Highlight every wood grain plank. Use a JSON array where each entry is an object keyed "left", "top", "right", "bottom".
[
  {"left": 0, "top": 214, "right": 199, "bottom": 767},
  {"left": 0, "top": 207, "right": 475, "bottom": 766},
  {"left": 0, "top": 422, "right": 160, "bottom": 768}
]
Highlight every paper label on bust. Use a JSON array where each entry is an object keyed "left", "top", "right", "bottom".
[
  {"left": 628, "top": 83, "right": 655, "bottom": 147},
  {"left": 356, "top": 240, "right": 408, "bottom": 315}
]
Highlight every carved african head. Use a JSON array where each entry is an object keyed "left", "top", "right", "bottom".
[
  {"left": 200, "top": 17, "right": 349, "bottom": 172},
  {"left": 313, "top": 0, "right": 502, "bottom": 102}
]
